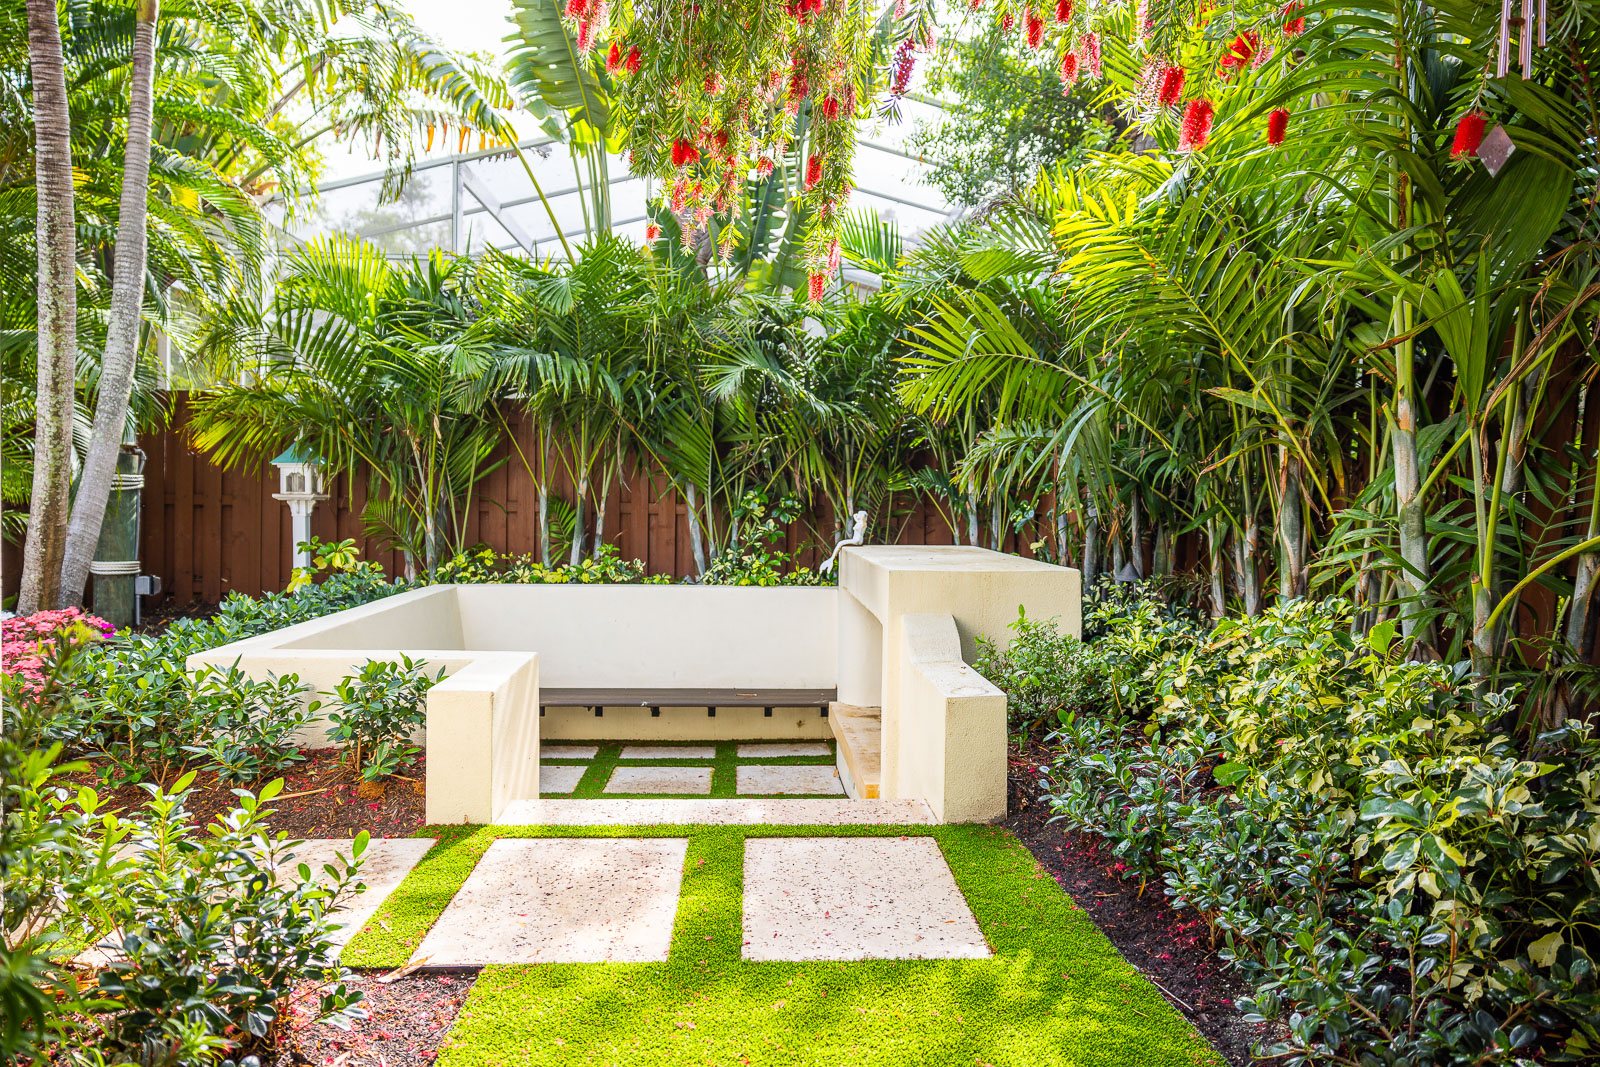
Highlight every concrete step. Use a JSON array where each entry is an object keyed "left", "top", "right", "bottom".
[{"left": 830, "top": 703, "right": 882, "bottom": 800}]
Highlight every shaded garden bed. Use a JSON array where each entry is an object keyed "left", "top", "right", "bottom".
[
  {"left": 64, "top": 748, "right": 428, "bottom": 839},
  {"left": 1004, "top": 742, "right": 1266, "bottom": 1067},
  {"left": 267, "top": 971, "right": 476, "bottom": 1067}
]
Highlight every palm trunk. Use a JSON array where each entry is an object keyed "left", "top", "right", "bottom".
[
  {"left": 569, "top": 473, "right": 588, "bottom": 566},
  {"left": 1278, "top": 449, "right": 1307, "bottom": 599},
  {"left": 538, "top": 483, "right": 551, "bottom": 566},
  {"left": 594, "top": 467, "right": 614, "bottom": 552},
  {"left": 1233, "top": 519, "right": 1262, "bottom": 617},
  {"left": 1128, "top": 492, "right": 1144, "bottom": 579},
  {"left": 966, "top": 502, "right": 979, "bottom": 548},
  {"left": 1152, "top": 523, "right": 1172, "bottom": 577},
  {"left": 989, "top": 497, "right": 1004, "bottom": 552},
  {"left": 58, "top": 0, "right": 161, "bottom": 607},
  {"left": 17, "top": 0, "right": 77, "bottom": 615},
  {"left": 1082, "top": 504, "right": 1100, "bottom": 585},
  {"left": 1207, "top": 519, "right": 1227, "bottom": 618},
  {"left": 685, "top": 483, "right": 708, "bottom": 576}
]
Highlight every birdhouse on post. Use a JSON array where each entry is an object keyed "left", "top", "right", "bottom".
[{"left": 270, "top": 445, "right": 329, "bottom": 570}]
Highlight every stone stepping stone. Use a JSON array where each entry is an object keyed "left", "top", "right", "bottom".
[
  {"left": 288, "top": 838, "right": 437, "bottom": 949},
  {"left": 539, "top": 765, "right": 588, "bottom": 794},
  {"left": 737, "top": 764, "right": 845, "bottom": 795},
  {"left": 541, "top": 745, "right": 599, "bottom": 760},
  {"left": 494, "top": 798, "right": 936, "bottom": 826},
  {"left": 741, "top": 837, "right": 990, "bottom": 961},
  {"left": 737, "top": 742, "right": 832, "bottom": 758},
  {"left": 413, "top": 838, "right": 687, "bottom": 964},
  {"left": 620, "top": 744, "right": 716, "bottom": 760},
  {"left": 605, "top": 766, "right": 712, "bottom": 794}
]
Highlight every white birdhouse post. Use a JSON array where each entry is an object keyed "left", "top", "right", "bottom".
[{"left": 271, "top": 445, "right": 329, "bottom": 570}]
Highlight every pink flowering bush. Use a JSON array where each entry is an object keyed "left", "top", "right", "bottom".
[{"left": 1, "top": 608, "right": 114, "bottom": 692}]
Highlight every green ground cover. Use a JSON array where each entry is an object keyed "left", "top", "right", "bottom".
[
  {"left": 541, "top": 739, "right": 837, "bottom": 798},
  {"left": 344, "top": 823, "right": 1220, "bottom": 1066}
]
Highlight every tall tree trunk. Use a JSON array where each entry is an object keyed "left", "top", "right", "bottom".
[
  {"left": 1128, "top": 492, "right": 1144, "bottom": 579},
  {"left": 1082, "top": 504, "right": 1100, "bottom": 585},
  {"left": 17, "top": 0, "right": 77, "bottom": 615},
  {"left": 989, "top": 497, "right": 1004, "bottom": 552},
  {"left": 593, "top": 467, "right": 614, "bottom": 553},
  {"left": 966, "top": 502, "right": 979, "bottom": 548},
  {"left": 58, "top": 0, "right": 161, "bottom": 607},
  {"left": 1152, "top": 523, "right": 1172, "bottom": 577}
]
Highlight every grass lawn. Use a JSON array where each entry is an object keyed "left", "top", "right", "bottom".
[
  {"left": 540, "top": 739, "right": 837, "bottom": 798},
  {"left": 344, "top": 824, "right": 1222, "bottom": 1067}
]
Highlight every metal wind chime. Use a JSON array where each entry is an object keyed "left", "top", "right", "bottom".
[{"left": 1498, "top": 0, "right": 1548, "bottom": 78}]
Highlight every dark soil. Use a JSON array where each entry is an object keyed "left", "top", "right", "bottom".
[
  {"left": 1004, "top": 740, "right": 1274, "bottom": 1067},
  {"left": 132, "top": 597, "right": 219, "bottom": 635},
  {"left": 266, "top": 971, "right": 476, "bottom": 1067},
  {"left": 66, "top": 748, "right": 428, "bottom": 838}
]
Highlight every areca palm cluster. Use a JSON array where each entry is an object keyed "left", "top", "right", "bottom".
[{"left": 894, "top": 0, "right": 1600, "bottom": 718}]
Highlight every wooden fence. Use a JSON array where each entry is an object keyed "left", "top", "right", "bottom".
[{"left": 113, "top": 396, "right": 1003, "bottom": 606}]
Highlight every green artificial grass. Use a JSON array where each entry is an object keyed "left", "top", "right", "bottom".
[
  {"left": 540, "top": 740, "right": 837, "bottom": 799},
  {"left": 343, "top": 823, "right": 1222, "bottom": 1067}
]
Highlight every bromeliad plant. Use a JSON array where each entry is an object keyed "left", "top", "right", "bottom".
[{"left": 325, "top": 655, "right": 447, "bottom": 781}]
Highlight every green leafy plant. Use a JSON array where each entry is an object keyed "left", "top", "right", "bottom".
[
  {"left": 325, "top": 656, "right": 446, "bottom": 781},
  {"left": 700, "top": 492, "right": 829, "bottom": 587},
  {"left": 181, "top": 665, "right": 317, "bottom": 783},
  {"left": 974, "top": 607, "right": 1111, "bottom": 736}
]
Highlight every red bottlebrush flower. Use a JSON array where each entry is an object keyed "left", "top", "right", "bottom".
[
  {"left": 891, "top": 39, "right": 916, "bottom": 95},
  {"left": 1451, "top": 109, "right": 1487, "bottom": 159},
  {"left": 827, "top": 239, "right": 842, "bottom": 275},
  {"left": 1157, "top": 64, "right": 1185, "bottom": 107},
  {"left": 821, "top": 95, "right": 842, "bottom": 121},
  {"left": 671, "top": 138, "right": 699, "bottom": 167},
  {"left": 576, "top": 18, "right": 595, "bottom": 50},
  {"left": 1079, "top": 31, "right": 1101, "bottom": 77},
  {"left": 893, "top": 0, "right": 907, "bottom": 16},
  {"left": 605, "top": 42, "right": 622, "bottom": 72},
  {"left": 1001, "top": 12, "right": 1015, "bottom": 32},
  {"left": 1179, "top": 98, "right": 1214, "bottom": 151},
  {"left": 1059, "top": 50, "right": 1079, "bottom": 87},
  {"left": 704, "top": 73, "right": 721, "bottom": 94},
  {"left": 1282, "top": 2, "right": 1305, "bottom": 35},
  {"left": 789, "top": 67, "right": 809, "bottom": 101},
  {"left": 1137, "top": 0, "right": 1152, "bottom": 35},
  {"left": 624, "top": 45, "right": 641, "bottom": 73},
  {"left": 646, "top": 222, "right": 661, "bottom": 241},
  {"left": 564, "top": 0, "right": 587, "bottom": 17},
  {"left": 693, "top": 205, "right": 712, "bottom": 228},
  {"left": 1267, "top": 107, "right": 1290, "bottom": 146},
  {"left": 670, "top": 178, "right": 688, "bottom": 212},
  {"left": 1219, "top": 31, "right": 1259, "bottom": 72},
  {"left": 756, "top": 155, "right": 775, "bottom": 177},
  {"left": 1055, "top": 0, "right": 1071, "bottom": 20},
  {"left": 714, "top": 130, "right": 730, "bottom": 150},
  {"left": 807, "top": 272, "right": 826, "bottom": 302},
  {"left": 968, "top": 0, "right": 982, "bottom": 9},
  {"left": 805, "top": 154, "right": 823, "bottom": 189},
  {"left": 1026, "top": 9, "right": 1045, "bottom": 49}
]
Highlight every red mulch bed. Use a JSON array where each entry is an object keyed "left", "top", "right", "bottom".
[
  {"left": 65, "top": 748, "right": 428, "bottom": 839},
  {"left": 266, "top": 972, "right": 476, "bottom": 1067},
  {"left": 1004, "top": 740, "right": 1277, "bottom": 1067}
]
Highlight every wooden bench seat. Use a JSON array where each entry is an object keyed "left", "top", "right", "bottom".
[{"left": 539, "top": 687, "right": 836, "bottom": 712}]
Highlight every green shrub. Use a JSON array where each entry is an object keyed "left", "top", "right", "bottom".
[
  {"left": 182, "top": 665, "right": 318, "bottom": 783},
  {"left": 974, "top": 607, "right": 1112, "bottom": 735},
  {"left": 325, "top": 655, "right": 445, "bottom": 780},
  {"left": 699, "top": 492, "right": 830, "bottom": 587},
  {"left": 433, "top": 543, "right": 672, "bottom": 584},
  {"left": 1024, "top": 594, "right": 1600, "bottom": 1065}
]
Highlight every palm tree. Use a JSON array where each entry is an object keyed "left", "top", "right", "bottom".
[
  {"left": 58, "top": 0, "right": 162, "bottom": 607},
  {"left": 16, "top": 0, "right": 76, "bottom": 615}
]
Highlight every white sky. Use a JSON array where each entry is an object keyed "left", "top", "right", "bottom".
[{"left": 406, "top": 0, "right": 517, "bottom": 60}]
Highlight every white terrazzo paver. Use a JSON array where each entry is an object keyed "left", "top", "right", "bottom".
[
  {"left": 742, "top": 837, "right": 990, "bottom": 961},
  {"left": 736, "top": 742, "right": 832, "bottom": 758},
  {"left": 737, "top": 764, "right": 846, "bottom": 795},
  {"left": 541, "top": 745, "right": 599, "bottom": 760},
  {"left": 620, "top": 744, "right": 717, "bottom": 760},
  {"left": 494, "top": 797, "right": 936, "bottom": 825},
  {"left": 285, "top": 838, "right": 437, "bottom": 947},
  {"left": 606, "top": 765, "right": 713, "bottom": 794},
  {"left": 413, "top": 838, "right": 687, "bottom": 964},
  {"left": 540, "top": 764, "right": 589, "bottom": 794}
]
